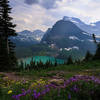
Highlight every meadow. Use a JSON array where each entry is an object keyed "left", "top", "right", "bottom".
[{"left": 0, "top": 60, "right": 100, "bottom": 100}]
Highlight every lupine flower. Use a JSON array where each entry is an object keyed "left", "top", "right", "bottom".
[
  {"left": 37, "top": 92, "right": 41, "bottom": 97},
  {"left": 68, "top": 93, "right": 71, "bottom": 100},
  {"left": 41, "top": 90, "right": 47, "bottom": 95},
  {"left": 22, "top": 89, "right": 25, "bottom": 93},
  {"left": 11, "top": 76, "right": 100, "bottom": 100},
  {"left": 73, "top": 85, "right": 79, "bottom": 92},
  {"left": 12, "top": 95, "right": 20, "bottom": 100},
  {"left": 33, "top": 93, "right": 38, "bottom": 99},
  {"left": 46, "top": 88, "right": 50, "bottom": 92}
]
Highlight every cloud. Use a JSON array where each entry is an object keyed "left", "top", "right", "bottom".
[
  {"left": 24, "top": 0, "right": 38, "bottom": 5},
  {"left": 9, "top": 0, "right": 57, "bottom": 32},
  {"left": 24, "top": 0, "right": 62, "bottom": 9},
  {"left": 9, "top": 0, "right": 100, "bottom": 32}
]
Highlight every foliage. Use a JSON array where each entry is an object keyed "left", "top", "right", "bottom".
[
  {"left": 19, "top": 58, "right": 59, "bottom": 71},
  {"left": 0, "top": 0, "right": 17, "bottom": 70},
  {"left": 84, "top": 50, "right": 93, "bottom": 61},
  {"left": 92, "top": 34, "right": 97, "bottom": 44},
  {"left": 92, "top": 33, "right": 100, "bottom": 60},
  {"left": 66, "top": 56, "right": 73, "bottom": 65},
  {"left": 1, "top": 75, "right": 100, "bottom": 100},
  {"left": 93, "top": 43, "right": 100, "bottom": 60}
]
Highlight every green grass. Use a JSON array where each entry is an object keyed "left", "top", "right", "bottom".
[{"left": 16, "top": 60, "right": 100, "bottom": 80}]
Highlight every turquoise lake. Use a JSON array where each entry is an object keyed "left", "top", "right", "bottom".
[{"left": 19, "top": 56, "right": 64, "bottom": 65}]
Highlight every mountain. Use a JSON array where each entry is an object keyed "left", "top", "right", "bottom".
[
  {"left": 18, "top": 29, "right": 45, "bottom": 41},
  {"left": 13, "top": 17, "right": 100, "bottom": 59},
  {"left": 12, "top": 29, "right": 44, "bottom": 43},
  {"left": 11, "top": 29, "right": 45, "bottom": 58},
  {"left": 41, "top": 18, "right": 98, "bottom": 59},
  {"left": 32, "top": 30, "right": 45, "bottom": 41},
  {"left": 63, "top": 16, "right": 100, "bottom": 36},
  {"left": 11, "top": 29, "right": 45, "bottom": 46}
]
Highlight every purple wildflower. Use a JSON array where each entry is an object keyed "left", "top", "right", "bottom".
[{"left": 68, "top": 93, "right": 71, "bottom": 100}]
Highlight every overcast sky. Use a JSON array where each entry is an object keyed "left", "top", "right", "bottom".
[{"left": 9, "top": 0, "right": 100, "bottom": 32}]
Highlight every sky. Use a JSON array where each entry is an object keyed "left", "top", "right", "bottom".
[{"left": 9, "top": 0, "right": 100, "bottom": 32}]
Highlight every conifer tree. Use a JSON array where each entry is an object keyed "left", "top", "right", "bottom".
[
  {"left": 38, "top": 60, "right": 44, "bottom": 69},
  {"left": 54, "top": 59, "right": 57, "bottom": 67},
  {"left": 93, "top": 44, "right": 100, "bottom": 60},
  {"left": 45, "top": 60, "right": 50, "bottom": 68},
  {"left": 92, "top": 34, "right": 97, "bottom": 44},
  {"left": 75, "top": 59, "right": 81, "bottom": 64},
  {"left": 0, "top": 0, "right": 17, "bottom": 70},
  {"left": 25, "top": 62, "right": 27, "bottom": 69},
  {"left": 30, "top": 58, "right": 34, "bottom": 67},
  {"left": 84, "top": 51, "right": 93, "bottom": 61},
  {"left": 67, "top": 56, "right": 73, "bottom": 65},
  {"left": 20, "top": 60, "right": 24, "bottom": 70},
  {"left": 30, "top": 58, "right": 36, "bottom": 70},
  {"left": 92, "top": 34, "right": 100, "bottom": 60}
]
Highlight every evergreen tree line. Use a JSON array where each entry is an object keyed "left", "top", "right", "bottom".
[
  {"left": 19, "top": 58, "right": 58, "bottom": 71},
  {"left": 84, "top": 34, "right": 100, "bottom": 61},
  {"left": 63, "top": 34, "right": 100, "bottom": 65},
  {"left": 19, "top": 57, "right": 78, "bottom": 71},
  {"left": 0, "top": 0, "right": 17, "bottom": 71}
]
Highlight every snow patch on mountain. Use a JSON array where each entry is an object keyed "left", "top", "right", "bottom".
[
  {"left": 64, "top": 46, "right": 79, "bottom": 51},
  {"left": 96, "top": 35, "right": 100, "bottom": 38},
  {"left": 63, "top": 16, "right": 100, "bottom": 35},
  {"left": 69, "top": 36, "right": 84, "bottom": 42},
  {"left": 90, "top": 23, "right": 96, "bottom": 26},
  {"left": 60, "top": 48, "right": 63, "bottom": 51},
  {"left": 82, "top": 32, "right": 88, "bottom": 35},
  {"left": 63, "top": 16, "right": 79, "bottom": 24},
  {"left": 15, "top": 30, "right": 45, "bottom": 42},
  {"left": 69, "top": 36, "right": 79, "bottom": 40},
  {"left": 73, "top": 46, "right": 79, "bottom": 50},
  {"left": 88, "top": 39, "right": 94, "bottom": 42},
  {"left": 64, "top": 48, "right": 72, "bottom": 51},
  {"left": 71, "top": 20, "right": 79, "bottom": 24},
  {"left": 49, "top": 44, "right": 56, "bottom": 49}
]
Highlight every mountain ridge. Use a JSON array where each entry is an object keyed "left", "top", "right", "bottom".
[
  {"left": 62, "top": 16, "right": 100, "bottom": 35},
  {"left": 41, "top": 18, "right": 97, "bottom": 57}
]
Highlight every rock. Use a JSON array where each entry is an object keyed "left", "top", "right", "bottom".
[{"left": 49, "top": 79, "right": 64, "bottom": 86}]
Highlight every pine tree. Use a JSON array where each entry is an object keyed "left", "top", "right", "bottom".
[
  {"left": 54, "top": 59, "right": 57, "bottom": 67},
  {"left": 75, "top": 59, "right": 80, "bottom": 64},
  {"left": 92, "top": 34, "right": 100, "bottom": 60},
  {"left": 0, "top": 0, "right": 17, "bottom": 70},
  {"left": 93, "top": 44, "right": 100, "bottom": 60},
  {"left": 45, "top": 60, "right": 50, "bottom": 68},
  {"left": 38, "top": 60, "right": 44, "bottom": 69},
  {"left": 30, "top": 57, "right": 34, "bottom": 68},
  {"left": 67, "top": 56, "right": 73, "bottom": 65},
  {"left": 25, "top": 62, "right": 27, "bottom": 69},
  {"left": 92, "top": 34, "right": 97, "bottom": 44},
  {"left": 84, "top": 51, "right": 93, "bottom": 61},
  {"left": 20, "top": 60, "right": 24, "bottom": 70}
]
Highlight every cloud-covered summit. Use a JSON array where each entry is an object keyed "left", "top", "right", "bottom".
[{"left": 24, "top": 0, "right": 62, "bottom": 9}]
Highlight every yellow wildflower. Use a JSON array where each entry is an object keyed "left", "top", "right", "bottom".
[
  {"left": 31, "top": 82, "right": 37, "bottom": 87},
  {"left": 11, "top": 80, "right": 15, "bottom": 83},
  {"left": 25, "top": 81, "right": 29, "bottom": 83},
  {"left": 8, "top": 90, "right": 12, "bottom": 94},
  {"left": 16, "top": 81, "right": 20, "bottom": 85}
]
